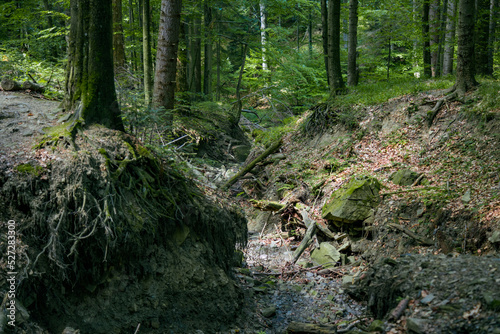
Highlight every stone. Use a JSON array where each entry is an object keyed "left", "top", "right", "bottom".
[
  {"left": 322, "top": 176, "right": 381, "bottom": 224},
  {"left": 58, "top": 113, "right": 72, "bottom": 123},
  {"left": 462, "top": 189, "right": 471, "bottom": 203},
  {"left": 420, "top": 293, "right": 435, "bottom": 304},
  {"left": 389, "top": 169, "right": 422, "bottom": 186},
  {"left": 406, "top": 318, "right": 427, "bottom": 334},
  {"left": 311, "top": 242, "right": 341, "bottom": 268},
  {"left": 488, "top": 230, "right": 500, "bottom": 244},
  {"left": 261, "top": 305, "right": 276, "bottom": 318},
  {"left": 342, "top": 275, "right": 354, "bottom": 285},
  {"left": 172, "top": 224, "right": 190, "bottom": 246},
  {"left": 62, "top": 327, "right": 80, "bottom": 334},
  {"left": 369, "top": 319, "right": 385, "bottom": 332}
]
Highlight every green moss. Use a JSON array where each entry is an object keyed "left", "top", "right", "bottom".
[
  {"left": 15, "top": 164, "right": 44, "bottom": 176},
  {"left": 35, "top": 123, "right": 73, "bottom": 148}
]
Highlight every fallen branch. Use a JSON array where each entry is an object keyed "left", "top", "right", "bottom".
[
  {"left": 315, "top": 219, "right": 336, "bottom": 239},
  {"left": 1, "top": 78, "right": 22, "bottom": 91},
  {"left": 249, "top": 199, "right": 285, "bottom": 211},
  {"left": 292, "top": 210, "right": 317, "bottom": 264},
  {"left": 411, "top": 174, "right": 425, "bottom": 187},
  {"left": 222, "top": 139, "right": 282, "bottom": 190},
  {"left": 389, "top": 297, "right": 410, "bottom": 321},
  {"left": 388, "top": 223, "right": 434, "bottom": 246},
  {"left": 381, "top": 186, "right": 441, "bottom": 196},
  {"left": 427, "top": 92, "right": 457, "bottom": 126},
  {"left": 286, "top": 321, "right": 337, "bottom": 333}
]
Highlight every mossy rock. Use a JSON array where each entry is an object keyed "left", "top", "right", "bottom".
[
  {"left": 389, "top": 169, "right": 422, "bottom": 186},
  {"left": 311, "top": 242, "right": 341, "bottom": 268},
  {"left": 322, "top": 176, "right": 381, "bottom": 224}
]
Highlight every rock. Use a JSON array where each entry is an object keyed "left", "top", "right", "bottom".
[
  {"left": 461, "top": 189, "right": 471, "bottom": 203},
  {"left": 488, "top": 230, "right": 500, "bottom": 244},
  {"left": 311, "top": 242, "right": 341, "bottom": 268},
  {"left": 322, "top": 176, "right": 381, "bottom": 225},
  {"left": 342, "top": 275, "right": 354, "bottom": 285},
  {"left": 389, "top": 169, "right": 422, "bottom": 186},
  {"left": 58, "top": 113, "right": 72, "bottom": 123},
  {"left": 420, "top": 293, "right": 435, "bottom": 304},
  {"left": 62, "top": 327, "right": 80, "bottom": 334},
  {"left": 406, "top": 318, "right": 427, "bottom": 334},
  {"left": 369, "top": 319, "right": 385, "bottom": 332},
  {"left": 261, "top": 305, "right": 277, "bottom": 318},
  {"left": 172, "top": 224, "right": 190, "bottom": 246}
]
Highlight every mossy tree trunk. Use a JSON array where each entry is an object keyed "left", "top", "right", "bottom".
[
  {"left": 475, "top": 0, "right": 491, "bottom": 75},
  {"left": 112, "top": 0, "right": 127, "bottom": 70},
  {"left": 153, "top": 0, "right": 183, "bottom": 124},
  {"left": 65, "top": 0, "right": 124, "bottom": 131},
  {"left": 321, "top": 0, "right": 329, "bottom": 85},
  {"left": 143, "top": 0, "right": 153, "bottom": 104},
  {"left": 455, "top": 0, "right": 478, "bottom": 93},
  {"left": 327, "top": 0, "right": 345, "bottom": 96},
  {"left": 204, "top": 1, "right": 213, "bottom": 100},
  {"left": 347, "top": 0, "right": 358, "bottom": 86},
  {"left": 422, "top": 0, "right": 432, "bottom": 77}
]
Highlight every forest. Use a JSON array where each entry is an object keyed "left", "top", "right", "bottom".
[{"left": 0, "top": 0, "right": 499, "bottom": 333}]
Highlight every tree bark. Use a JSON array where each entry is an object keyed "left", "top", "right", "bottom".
[
  {"left": 143, "top": 0, "right": 153, "bottom": 104},
  {"left": 203, "top": 2, "right": 213, "bottom": 100},
  {"left": 112, "top": 0, "right": 126, "bottom": 70},
  {"left": 488, "top": 0, "right": 498, "bottom": 75},
  {"left": 327, "top": 0, "right": 345, "bottom": 96},
  {"left": 422, "top": 0, "right": 432, "bottom": 77},
  {"left": 475, "top": 0, "right": 491, "bottom": 75},
  {"left": 347, "top": 0, "right": 358, "bottom": 86},
  {"left": 442, "top": 0, "right": 457, "bottom": 75},
  {"left": 429, "top": 0, "right": 441, "bottom": 77},
  {"left": 321, "top": 0, "right": 330, "bottom": 85},
  {"left": 153, "top": 0, "right": 183, "bottom": 123},
  {"left": 455, "top": 0, "right": 478, "bottom": 94},
  {"left": 260, "top": 1, "right": 268, "bottom": 71},
  {"left": 1, "top": 79, "right": 22, "bottom": 91},
  {"left": 82, "top": 0, "right": 124, "bottom": 130}
]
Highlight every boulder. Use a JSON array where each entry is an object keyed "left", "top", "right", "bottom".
[
  {"left": 322, "top": 176, "right": 381, "bottom": 224},
  {"left": 311, "top": 242, "right": 341, "bottom": 268},
  {"left": 389, "top": 169, "right": 422, "bottom": 186}
]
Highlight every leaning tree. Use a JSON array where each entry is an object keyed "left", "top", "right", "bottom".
[{"left": 65, "top": 0, "right": 124, "bottom": 131}]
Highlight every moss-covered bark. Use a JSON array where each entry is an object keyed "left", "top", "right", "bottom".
[{"left": 64, "top": 0, "right": 124, "bottom": 131}]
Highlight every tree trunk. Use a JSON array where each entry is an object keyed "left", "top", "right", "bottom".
[
  {"left": 153, "top": 0, "right": 183, "bottom": 123},
  {"left": 475, "top": 0, "right": 491, "bottom": 75},
  {"left": 187, "top": 15, "right": 202, "bottom": 99},
  {"left": 423, "top": 0, "right": 432, "bottom": 77},
  {"left": 216, "top": 9, "right": 221, "bottom": 102},
  {"left": 438, "top": 0, "right": 448, "bottom": 74},
  {"left": 321, "top": 0, "right": 330, "bottom": 85},
  {"left": 143, "top": 0, "right": 153, "bottom": 104},
  {"left": 112, "top": 0, "right": 126, "bottom": 70},
  {"left": 234, "top": 42, "right": 248, "bottom": 126},
  {"left": 455, "top": 0, "right": 478, "bottom": 93},
  {"left": 203, "top": 2, "right": 213, "bottom": 100},
  {"left": 308, "top": 7, "right": 313, "bottom": 56},
  {"left": 128, "top": 0, "right": 137, "bottom": 71},
  {"left": 429, "top": 0, "right": 441, "bottom": 77},
  {"left": 347, "top": 0, "right": 358, "bottom": 86},
  {"left": 328, "top": 0, "right": 345, "bottom": 96},
  {"left": 442, "top": 0, "right": 457, "bottom": 75},
  {"left": 488, "top": 0, "right": 498, "bottom": 74},
  {"left": 260, "top": 1, "right": 268, "bottom": 71}
]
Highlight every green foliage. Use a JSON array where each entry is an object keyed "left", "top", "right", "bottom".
[
  {"left": 461, "top": 78, "right": 500, "bottom": 125},
  {"left": 254, "top": 116, "right": 301, "bottom": 147}
]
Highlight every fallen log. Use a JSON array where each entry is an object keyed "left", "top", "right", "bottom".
[
  {"left": 22, "top": 80, "right": 45, "bottom": 93},
  {"left": 286, "top": 321, "right": 337, "bottom": 333},
  {"left": 292, "top": 210, "right": 317, "bottom": 264},
  {"left": 388, "top": 223, "right": 434, "bottom": 246},
  {"left": 389, "top": 297, "right": 410, "bottom": 321},
  {"left": 249, "top": 199, "right": 285, "bottom": 211},
  {"left": 222, "top": 139, "right": 282, "bottom": 190},
  {"left": 1, "top": 78, "right": 22, "bottom": 91}
]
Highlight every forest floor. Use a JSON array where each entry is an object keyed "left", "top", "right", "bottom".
[
  {"left": 203, "top": 85, "right": 500, "bottom": 333},
  {"left": 1, "top": 84, "right": 500, "bottom": 334}
]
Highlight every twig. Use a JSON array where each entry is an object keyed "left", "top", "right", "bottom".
[
  {"left": 134, "top": 323, "right": 141, "bottom": 334},
  {"left": 389, "top": 297, "right": 410, "bottom": 321},
  {"left": 388, "top": 223, "right": 434, "bottom": 246}
]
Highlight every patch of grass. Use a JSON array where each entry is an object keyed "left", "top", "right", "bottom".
[
  {"left": 15, "top": 163, "right": 44, "bottom": 176},
  {"left": 254, "top": 116, "right": 301, "bottom": 147}
]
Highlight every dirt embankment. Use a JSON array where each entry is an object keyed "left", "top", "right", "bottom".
[
  {"left": 0, "top": 92, "right": 247, "bottom": 333},
  {"left": 231, "top": 87, "right": 500, "bottom": 332}
]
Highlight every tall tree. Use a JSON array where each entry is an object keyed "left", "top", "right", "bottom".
[
  {"left": 153, "top": 0, "right": 183, "bottom": 123},
  {"left": 442, "top": 0, "right": 457, "bottom": 75},
  {"left": 454, "top": 0, "right": 478, "bottom": 93},
  {"left": 347, "top": 0, "right": 358, "bottom": 86},
  {"left": 475, "top": 0, "right": 491, "bottom": 75},
  {"left": 65, "top": 0, "right": 124, "bottom": 131},
  {"left": 327, "top": 0, "right": 345, "bottom": 95},
  {"left": 429, "top": 0, "right": 441, "bottom": 77},
  {"left": 488, "top": 0, "right": 498, "bottom": 74},
  {"left": 321, "top": 0, "right": 329, "bottom": 84},
  {"left": 260, "top": 0, "right": 268, "bottom": 71},
  {"left": 204, "top": 1, "right": 213, "bottom": 99},
  {"left": 112, "top": 0, "right": 126, "bottom": 70},
  {"left": 422, "top": 0, "right": 432, "bottom": 77},
  {"left": 143, "top": 0, "right": 153, "bottom": 103}
]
